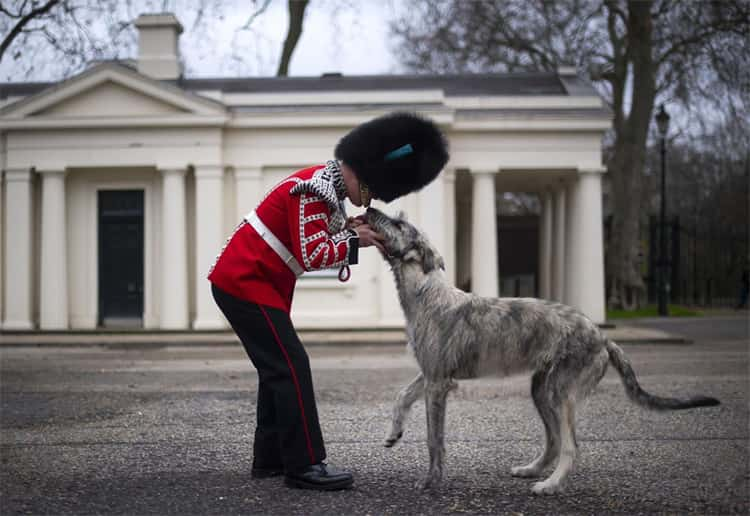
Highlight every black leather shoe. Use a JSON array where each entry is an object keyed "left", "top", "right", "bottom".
[
  {"left": 284, "top": 463, "right": 354, "bottom": 490},
  {"left": 251, "top": 466, "right": 284, "bottom": 479}
]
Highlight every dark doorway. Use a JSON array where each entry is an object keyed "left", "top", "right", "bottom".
[
  {"left": 98, "top": 190, "right": 144, "bottom": 327},
  {"left": 498, "top": 215, "right": 539, "bottom": 297}
]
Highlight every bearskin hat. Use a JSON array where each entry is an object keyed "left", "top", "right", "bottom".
[{"left": 334, "top": 112, "right": 449, "bottom": 203}]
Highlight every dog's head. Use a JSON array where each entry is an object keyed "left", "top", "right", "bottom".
[{"left": 365, "top": 207, "right": 445, "bottom": 274}]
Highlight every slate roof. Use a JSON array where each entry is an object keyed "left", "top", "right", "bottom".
[
  {"left": 173, "top": 72, "right": 574, "bottom": 96},
  {"left": 0, "top": 67, "right": 599, "bottom": 100}
]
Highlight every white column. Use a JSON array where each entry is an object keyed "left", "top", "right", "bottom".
[
  {"left": 471, "top": 170, "right": 498, "bottom": 298},
  {"left": 418, "top": 171, "right": 445, "bottom": 263},
  {"left": 538, "top": 190, "right": 553, "bottom": 299},
  {"left": 402, "top": 191, "right": 419, "bottom": 220},
  {"left": 39, "top": 169, "right": 69, "bottom": 329},
  {"left": 235, "top": 166, "right": 263, "bottom": 221},
  {"left": 552, "top": 186, "right": 566, "bottom": 302},
  {"left": 193, "top": 165, "right": 225, "bottom": 329},
  {"left": 444, "top": 169, "right": 457, "bottom": 285},
  {"left": 3, "top": 169, "right": 34, "bottom": 329},
  {"left": 160, "top": 168, "right": 189, "bottom": 329},
  {"left": 564, "top": 179, "right": 579, "bottom": 307},
  {"left": 569, "top": 170, "right": 606, "bottom": 323}
]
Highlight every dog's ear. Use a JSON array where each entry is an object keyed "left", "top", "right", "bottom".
[
  {"left": 422, "top": 248, "right": 440, "bottom": 273},
  {"left": 419, "top": 240, "right": 445, "bottom": 273}
]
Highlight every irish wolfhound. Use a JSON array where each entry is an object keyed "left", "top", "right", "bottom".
[{"left": 365, "top": 207, "right": 720, "bottom": 495}]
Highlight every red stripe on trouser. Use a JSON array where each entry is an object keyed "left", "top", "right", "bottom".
[{"left": 258, "top": 305, "right": 316, "bottom": 464}]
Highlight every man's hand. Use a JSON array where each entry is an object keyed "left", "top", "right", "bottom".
[
  {"left": 353, "top": 223, "right": 385, "bottom": 254},
  {"left": 347, "top": 215, "right": 367, "bottom": 229}
]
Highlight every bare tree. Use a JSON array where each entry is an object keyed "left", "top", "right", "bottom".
[
  {"left": 0, "top": 0, "right": 318, "bottom": 80},
  {"left": 0, "top": 0, "right": 62, "bottom": 60},
  {"left": 390, "top": 0, "right": 750, "bottom": 309},
  {"left": 1, "top": 0, "right": 142, "bottom": 80},
  {"left": 643, "top": 121, "right": 749, "bottom": 306}
]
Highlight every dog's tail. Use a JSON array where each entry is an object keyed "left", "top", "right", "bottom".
[{"left": 605, "top": 340, "right": 720, "bottom": 410}]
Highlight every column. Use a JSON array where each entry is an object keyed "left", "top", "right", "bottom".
[
  {"left": 39, "top": 169, "right": 69, "bottom": 329},
  {"left": 3, "top": 169, "right": 34, "bottom": 329},
  {"left": 193, "top": 165, "right": 225, "bottom": 329},
  {"left": 235, "top": 166, "right": 263, "bottom": 221},
  {"left": 570, "top": 170, "right": 606, "bottom": 323},
  {"left": 471, "top": 170, "right": 498, "bottom": 298},
  {"left": 443, "top": 169, "right": 457, "bottom": 285},
  {"left": 538, "top": 190, "right": 553, "bottom": 299},
  {"left": 552, "top": 186, "right": 566, "bottom": 302},
  {"left": 418, "top": 171, "right": 445, "bottom": 264},
  {"left": 160, "top": 168, "right": 189, "bottom": 329},
  {"left": 564, "top": 179, "right": 580, "bottom": 307}
]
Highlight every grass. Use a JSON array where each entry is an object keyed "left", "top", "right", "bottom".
[{"left": 606, "top": 304, "right": 702, "bottom": 319}]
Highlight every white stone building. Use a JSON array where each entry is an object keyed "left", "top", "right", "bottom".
[{"left": 0, "top": 14, "right": 611, "bottom": 332}]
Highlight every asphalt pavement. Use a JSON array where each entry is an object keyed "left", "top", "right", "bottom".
[{"left": 1, "top": 315, "right": 748, "bottom": 515}]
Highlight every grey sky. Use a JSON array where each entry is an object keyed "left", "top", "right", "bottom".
[{"left": 206, "top": 1, "right": 400, "bottom": 77}]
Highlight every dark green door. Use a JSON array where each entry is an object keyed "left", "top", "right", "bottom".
[{"left": 98, "top": 190, "right": 144, "bottom": 327}]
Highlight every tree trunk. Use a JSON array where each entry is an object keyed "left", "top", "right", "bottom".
[
  {"left": 276, "top": 0, "right": 309, "bottom": 77},
  {"left": 608, "top": 0, "right": 657, "bottom": 310}
]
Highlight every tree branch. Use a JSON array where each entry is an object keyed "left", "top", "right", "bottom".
[
  {"left": 0, "top": 0, "right": 61, "bottom": 61},
  {"left": 656, "top": 15, "right": 749, "bottom": 66},
  {"left": 240, "top": 0, "right": 273, "bottom": 31}
]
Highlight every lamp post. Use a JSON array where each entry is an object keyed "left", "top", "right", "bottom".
[{"left": 655, "top": 104, "right": 670, "bottom": 316}]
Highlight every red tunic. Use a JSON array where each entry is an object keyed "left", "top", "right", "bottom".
[{"left": 208, "top": 164, "right": 359, "bottom": 313}]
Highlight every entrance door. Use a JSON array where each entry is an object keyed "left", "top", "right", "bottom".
[{"left": 98, "top": 190, "right": 144, "bottom": 327}]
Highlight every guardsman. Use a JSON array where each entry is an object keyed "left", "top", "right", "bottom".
[{"left": 208, "top": 111, "right": 449, "bottom": 490}]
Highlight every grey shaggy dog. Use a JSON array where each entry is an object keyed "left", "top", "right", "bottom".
[{"left": 365, "top": 207, "right": 720, "bottom": 495}]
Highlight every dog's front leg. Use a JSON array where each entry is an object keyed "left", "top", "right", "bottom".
[
  {"left": 385, "top": 372, "right": 424, "bottom": 447},
  {"left": 417, "top": 379, "right": 452, "bottom": 490}
]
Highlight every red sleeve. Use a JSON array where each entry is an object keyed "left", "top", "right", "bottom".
[{"left": 289, "top": 191, "right": 359, "bottom": 271}]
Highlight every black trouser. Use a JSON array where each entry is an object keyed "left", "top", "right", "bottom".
[{"left": 211, "top": 284, "right": 326, "bottom": 472}]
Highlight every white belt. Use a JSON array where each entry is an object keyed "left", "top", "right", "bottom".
[{"left": 245, "top": 210, "right": 305, "bottom": 278}]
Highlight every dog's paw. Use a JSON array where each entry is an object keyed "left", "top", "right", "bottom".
[
  {"left": 415, "top": 475, "right": 440, "bottom": 491},
  {"left": 383, "top": 431, "right": 403, "bottom": 448},
  {"left": 511, "top": 465, "right": 542, "bottom": 478},
  {"left": 531, "top": 480, "right": 563, "bottom": 495}
]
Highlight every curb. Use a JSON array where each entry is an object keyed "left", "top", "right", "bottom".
[
  {"left": 0, "top": 332, "right": 692, "bottom": 348},
  {"left": 0, "top": 330, "right": 410, "bottom": 349},
  {"left": 610, "top": 337, "right": 692, "bottom": 345}
]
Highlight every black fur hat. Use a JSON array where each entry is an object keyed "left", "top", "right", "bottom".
[{"left": 334, "top": 112, "right": 449, "bottom": 203}]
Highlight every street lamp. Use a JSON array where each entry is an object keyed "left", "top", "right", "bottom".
[{"left": 655, "top": 104, "right": 670, "bottom": 316}]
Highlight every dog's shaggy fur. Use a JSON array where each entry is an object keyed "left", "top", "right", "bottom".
[{"left": 365, "top": 207, "right": 720, "bottom": 495}]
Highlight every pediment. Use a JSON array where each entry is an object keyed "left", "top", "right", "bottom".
[
  {"left": 1, "top": 63, "right": 225, "bottom": 120},
  {"left": 34, "top": 80, "right": 188, "bottom": 117}
]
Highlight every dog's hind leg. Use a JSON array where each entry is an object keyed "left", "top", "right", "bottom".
[
  {"left": 417, "top": 379, "right": 453, "bottom": 490},
  {"left": 529, "top": 343, "right": 606, "bottom": 494},
  {"left": 511, "top": 370, "right": 560, "bottom": 478},
  {"left": 385, "top": 373, "right": 424, "bottom": 447},
  {"left": 532, "top": 396, "right": 577, "bottom": 495}
]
